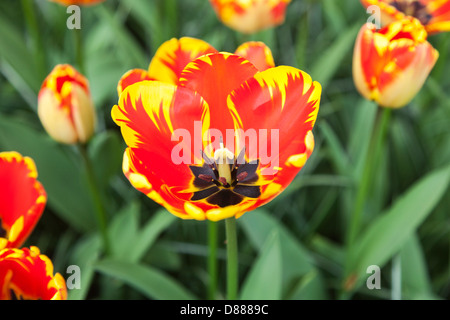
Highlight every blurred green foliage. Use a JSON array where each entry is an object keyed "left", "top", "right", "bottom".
[{"left": 0, "top": 0, "right": 448, "bottom": 300}]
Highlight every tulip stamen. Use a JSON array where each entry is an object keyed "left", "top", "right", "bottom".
[
  {"left": 198, "top": 174, "right": 213, "bottom": 182},
  {"left": 218, "top": 177, "right": 229, "bottom": 187},
  {"left": 236, "top": 171, "right": 248, "bottom": 181},
  {"left": 189, "top": 146, "right": 261, "bottom": 207}
]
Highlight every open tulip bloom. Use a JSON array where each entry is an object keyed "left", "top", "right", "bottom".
[
  {"left": 112, "top": 39, "right": 321, "bottom": 222},
  {"left": 353, "top": 17, "right": 438, "bottom": 108},
  {"left": 360, "top": 0, "right": 450, "bottom": 34}
]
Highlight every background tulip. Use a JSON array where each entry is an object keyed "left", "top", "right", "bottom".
[
  {"left": 360, "top": 0, "right": 450, "bottom": 34},
  {"left": 0, "top": 152, "right": 46, "bottom": 250},
  {"left": 0, "top": 246, "right": 67, "bottom": 300},
  {"left": 38, "top": 64, "right": 96, "bottom": 144},
  {"left": 50, "top": 0, "right": 106, "bottom": 5},
  {"left": 209, "top": 0, "right": 291, "bottom": 34},
  {"left": 353, "top": 18, "right": 439, "bottom": 108}
]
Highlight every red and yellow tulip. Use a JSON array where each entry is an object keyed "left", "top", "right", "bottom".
[
  {"left": 0, "top": 152, "right": 46, "bottom": 250},
  {"left": 38, "top": 64, "right": 96, "bottom": 145},
  {"left": 117, "top": 37, "right": 275, "bottom": 96},
  {"left": 0, "top": 246, "right": 67, "bottom": 300},
  {"left": 360, "top": 0, "right": 450, "bottom": 34},
  {"left": 0, "top": 153, "right": 66, "bottom": 300},
  {"left": 208, "top": 0, "right": 291, "bottom": 34},
  {"left": 50, "top": 0, "right": 106, "bottom": 5},
  {"left": 353, "top": 18, "right": 438, "bottom": 108},
  {"left": 112, "top": 47, "right": 321, "bottom": 221}
]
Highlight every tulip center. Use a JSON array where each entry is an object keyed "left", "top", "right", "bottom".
[
  {"left": 189, "top": 142, "right": 261, "bottom": 208},
  {"left": 391, "top": 0, "right": 432, "bottom": 25}
]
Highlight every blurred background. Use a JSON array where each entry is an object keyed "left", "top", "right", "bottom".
[{"left": 0, "top": 0, "right": 448, "bottom": 300}]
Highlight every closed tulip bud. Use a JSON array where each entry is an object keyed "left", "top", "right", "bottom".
[
  {"left": 353, "top": 18, "right": 439, "bottom": 108},
  {"left": 209, "top": 0, "right": 291, "bottom": 34},
  {"left": 38, "top": 64, "right": 96, "bottom": 144}
]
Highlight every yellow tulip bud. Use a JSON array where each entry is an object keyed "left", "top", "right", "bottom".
[{"left": 38, "top": 64, "right": 96, "bottom": 144}]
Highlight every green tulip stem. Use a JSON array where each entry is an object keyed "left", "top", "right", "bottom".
[
  {"left": 78, "top": 143, "right": 110, "bottom": 256},
  {"left": 225, "top": 217, "right": 238, "bottom": 300},
  {"left": 207, "top": 220, "right": 218, "bottom": 300}
]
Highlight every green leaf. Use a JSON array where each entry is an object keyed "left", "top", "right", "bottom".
[
  {"left": 121, "top": 0, "right": 164, "bottom": 51},
  {"left": 0, "top": 10, "right": 40, "bottom": 100},
  {"left": 348, "top": 99, "right": 378, "bottom": 180},
  {"left": 288, "top": 270, "right": 328, "bottom": 300},
  {"left": 88, "top": 130, "right": 123, "bottom": 189},
  {"left": 346, "top": 164, "right": 450, "bottom": 290},
  {"left": 95, "top": 259, "right": 197, "bottom": 300},
  {"left": 68, "top": 234, "right": 101, "bottom": 300},
  {"left": 319, "top": 121, "right": 350, "bottom": 176},
  {"left": 240, "top": 209, "right": 327, "bottom": 299},
  {"left": 0, "top": 61, "right": 37, "bottom": 110},
  {"left": 94, "top": 4, "right": 147, "bottom": 68},
  {"left": 108, "top": 201, "right": 140, "bottom": 260},
  {"left": 240, "top": 209, "right": 314, "bottom": 276},
  {"left": 310, "top": 23, "right": 360, "bottom": 87},
  {"left": 322, "top": 0, "right": 346, "bottom": 34},
  {"left": 128, "top": 209, "right": 177, "bottom": 263},
  {"left": 107, "top": 203, "right": 176, "bottom": 262},
  {"left": 240, "top": 231, "right": 282, "bottom": 300},
  {"left": 400, "top": 234, "right": 436, "bottom": 299},
  {"left": 310, "top": 235, "right": 345, "bottom": 272}
]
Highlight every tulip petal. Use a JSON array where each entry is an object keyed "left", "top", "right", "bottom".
[
  {"left": 148, "top": 37, "right": 218, "bottom": 85},
  {"left": 377, "top": 41, "right": 439, "bottom": 107},
  {"left": 112, "top": 81, "right": 214, "bottom": 219},
  {"left": 0, "top": 247, "right": 67, "bottom": 300},
  {"left": 70, "top": 83, "right": 97, "bottom": 143},
  {"left": 179, "top": 53, "right": 258, "bottom": 145},
  {"left": 234, "top": 41, "right": 275, "bottom": 71},
  {"left": 117, "top": 69, "right": 155, "bottom": 97},
  {"left": 0, "top": 152, "right": 46, "bottom": 250},
  {"left": 228, "top": 66, "right": 321, "bottom": 208},
  {"left": 38, "top": 87, "right": 79, "bottom": 144}
]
